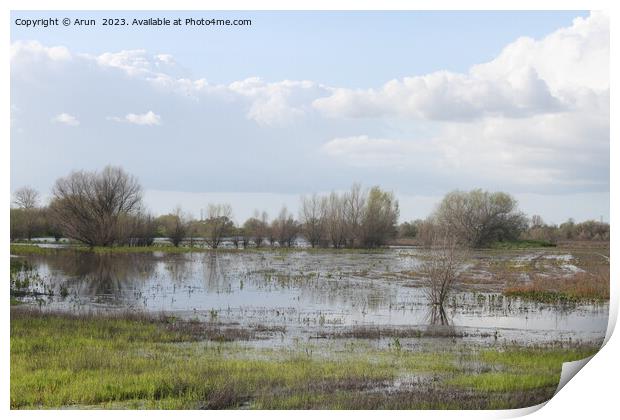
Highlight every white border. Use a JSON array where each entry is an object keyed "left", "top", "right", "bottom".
[{"left": 2, "top": 1, "right": 616, "bottom": 419}]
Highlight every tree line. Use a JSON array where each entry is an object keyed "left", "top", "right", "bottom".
[{"left": 10, "top": 166, "right": 609, "bottom": 249}]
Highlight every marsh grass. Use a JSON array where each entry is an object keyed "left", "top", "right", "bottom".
[
  {"left": 10, "top": 309, "right": 599, "bottom": 409},
  {"left": 504, "top": 270, "right": 609, "bottom": 303}
]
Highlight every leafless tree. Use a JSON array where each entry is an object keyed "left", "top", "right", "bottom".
[
  {"left": 299, "top": 194, "right": 326, "bottom": 248},
  {"left": 118, "top": 212, "right": 157, "bottom": 246},
  {"left": 49, "top": 166, "right": 143, "bottom": 246},
  {"left": 420, "top": 235, "right": 467, "bottom": 309},
  {"left": 325, "top": 192, "right": 347, "bottom": 248},
  {"left": 12, "top": 186, "right": 40, "bottom": 209},
  {"left": 202, "top": 203, "right": 233, "bottom": 249},
  {"left": 273, "top": 206, "right": 299, "bottom": 247},
  {"left": 343, "top": 183, "right": 367, "bottom": 247}
]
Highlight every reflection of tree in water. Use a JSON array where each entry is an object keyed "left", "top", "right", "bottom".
[
  {"left": 162, "top": 254, "right": 194, "bottom": 284},
  {"left": 427, "top": 304, "right": 452, "bottom": 326},
  {"left": 44, "top": 252, "right": 156, "bottom": 300},
  {"left": 202, "top": 252, "right": 234, "bottom": 292},
  {"left": 425, "top": 303, "right": 457, "bottom": 336}
]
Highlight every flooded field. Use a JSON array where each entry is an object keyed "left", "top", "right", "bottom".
[
  {"left": 10, "top": 244, "right": 610, "bottom": 409},
  {"left": 11, "top": 247, "right": 609, "bottom": 347}
]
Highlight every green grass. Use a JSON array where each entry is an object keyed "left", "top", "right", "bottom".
[
  {"left": 10, "top": 244, "right": 62, "bottom": 255},
  {"left": 490, "top": 240, "right": 556, "bottom": 250},
  {"left": 10, "top": 309, "right": 599, "bottom": 409},
  {"left": 10, "top": 310, "right": 396, "bottom": 409},
  {"left": 448, "top": 347, "right": 597, "bottom": 392}
]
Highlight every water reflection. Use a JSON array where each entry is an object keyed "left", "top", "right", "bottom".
[{"left": 427, "top": 304, "right": 452, "bottom": 327}]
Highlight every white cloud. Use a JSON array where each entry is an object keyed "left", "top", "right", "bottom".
[
  {"left": 321, "top": 135, "right": 432, "bottom": 169},
  {"left": 108, "top": 111, "right": 161, "bottom": 126},
  {"left": 93, "top": 49, "right": 184, "bottom": 78},
  {"left": 51, "top": 113, "right": 79, "bottom": 126},
  {"left": 11, "top": 40, "right": 71, "bottom": 63},
  {"left": 228, "top": 77, "right": 329, "bottom": 125},
  {"left": 313, "top": 12, "right": 608, "bottom": 121}
]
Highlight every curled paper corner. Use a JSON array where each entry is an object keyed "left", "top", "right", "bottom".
[{"left": 554, "top": 355, "right": 595, "bottom": 395}]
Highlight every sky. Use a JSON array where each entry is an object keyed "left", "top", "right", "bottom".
[{"left": 10, "top": 10, "right": 609, "bottom": 224}]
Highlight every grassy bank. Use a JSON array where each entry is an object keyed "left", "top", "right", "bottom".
[{"left": 11, "top": 309, "right": 598, "bottom": 409}]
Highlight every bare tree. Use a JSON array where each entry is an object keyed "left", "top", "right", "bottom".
[
  {"left": 343, "top": 183, "right": 367, "bottom": 247},
  {"left": 50, "top": 166, "right": 143, "bottom": 246},
  {"left": 325, "top": 192, "right": 347, "bottom": 248},
  {"left": 202, "top": 203, "right": 233, "bottom": 249},
  {"left": 299, "top": 194, "right": 326, "bottom": 248},
  {"left": 118, "top": 212, "right": 157, "bottom": 246},
  {"left": 13, "top": 186, "right": 40, "bottom": 209},
  {"left": 420, "top": 235, "right": 467, "bottom": 311},
  {"left": 273, "top": 206, "right": 299, "bottom": 247}
]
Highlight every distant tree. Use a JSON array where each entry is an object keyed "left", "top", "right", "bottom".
[
  {"left": 202, "top": 204, "right": 234, "bottom": 249},
  {"left": 433, "top": 189, "right": 527, "bottom": 248},
  {"left": 10, "top": 208, "right": 26, "bottom": 241},
  {"left": 239, "top": 224, "right": 251, "bottom": 248},
  {"left": 273, "top": 206, "right": 299, "bottom": 247},
  {"left": 325, "top": 192, "right": 347, "bottom": 248},
  {"left": 49, "top": 166, "right": 143, "bottom": 246},
  {"left": 157, "top": 207, "right": 188, "bottom": 247},
  {"left": 11, "top": 186, "right": 42, "bottom": 241},
  {"left": 119, "top": 212, "right": 158, "bottom": 246},
  {"left": 359, "top": 187, "right": 399, "bottom": 248},
  {"left": 299, "top": 194, "right": 326, "bottom": 248},
  {"left": 12, "top": 186, "right": 40, "bottom": 210},
  {"left": 398, "top": 221, "right": 419, "bottom": 238},
  {"left": 559, "top": 218, "right": 576, "bottom": 240},
  {"left": 257, "top": 211, "right": 269, "bottom": 247},
  {"left": 243, "top": 211, "right": 269, "bottom": 248},
  {"left": 530, "top": 215, "right": 544, "bottom": 229},
  {"left": 343, "top": 183, "right": 367, "bottom": 247},
  {"left": 231, "top": 224, "right": 241, "bottom": 249}
]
